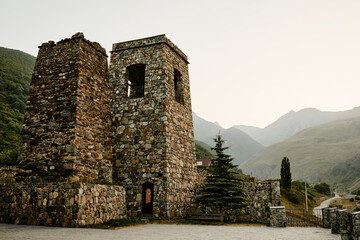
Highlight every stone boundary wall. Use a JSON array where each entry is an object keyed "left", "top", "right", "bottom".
[
  {"left": 0, "top": 166, "right": 19, "bottom": 183},
  {"left": 269, "top": 206, "right": 286, "bottom": 227},
  {"left": 196, "top": 178, "right": 281, "bottom": 224},
  {"left": 0, "top": 182, "right": 126, "bottom": 227},
  {"left": 322, "top": 207, "right": 360, "bottom": 239},
  {"left": 233, "top": 179, "right": 281, "bottom": 223}
]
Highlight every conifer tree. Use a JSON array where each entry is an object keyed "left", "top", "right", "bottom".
[
  {"left": 280, "top": 157, "right": 292, "bottom": 189},
  {"left": 196, "top": 135, "right": 245, "bottom": 222}
]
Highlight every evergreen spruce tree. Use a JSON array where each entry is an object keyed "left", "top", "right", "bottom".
[
  {"left": 196, "top": 135, "right": 245, "bottom": 222},
  {"left": 280, "top": 157, "right": 292, "bottom": 189}
]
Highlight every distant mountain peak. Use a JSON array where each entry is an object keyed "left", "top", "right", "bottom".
[
  {"left": 245, "top": 106, "right": 360, "bottom": 146},
  {"left": 233, "top": 125, "right": 261, "bottom": 135},
  {"left": 298, "top": 107, "right": 320, "bottom": 113},
  {"left": 192, "top": 112, "right": 264, "bottom": 165},
  {"left": 214, "top": 121, "right": 222, "bottom": 127}
]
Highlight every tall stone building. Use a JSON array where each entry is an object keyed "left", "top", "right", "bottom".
[
  {"left": 0, "top": 33, "right": 197, "bottom": 226},
  {"left": 17, "top": 33, "right": 113, "bottom": 183},
  {"left": 109, "top": 35, "right": 196, "bottom": 218},
  {"left": 0, "top": 33, "right": 282, "bottom": 227}
]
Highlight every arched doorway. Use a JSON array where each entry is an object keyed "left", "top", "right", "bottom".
[{"left": 142, "top": 182, "right": 154, "bottom": 215}]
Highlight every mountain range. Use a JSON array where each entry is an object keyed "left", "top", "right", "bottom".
[
  {"left": 240, "top": 117, "right": 360, "bottom": 190},
  {"left": 194, "top": 108, "right": 360, "bottom": 190},
  {"left": 235, "top": 107, "right": 360, "bottom": 146},
  {"left": 192, "top": 113, "right": 264, "bottom": 165}
]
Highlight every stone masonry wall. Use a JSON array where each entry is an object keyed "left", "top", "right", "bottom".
[
  {"left": 352, "top": 211, "right": 360, "bottom": 240},
  {"left": 163, "top": 39, "right": 197, "bottom": 218},
  {"left": 17, "top": 33, "right": 112, "bottom": 183},
  {"left": 0, "top": 166, "right": 18, "bottom": 183},
  {"left": 195, "top": 173, "right": 281, "bottom": 223},
  {"left": 323, "top": 207, "right": 360, "bottom": 239},
  {"left": 110, "top": 37, "right": 168, "bottom": 217},
  {"left": 230, "top": 179, "right": 281, "bottom": 223},
  {"left": 110, "top": 35, "right": 196, "bottom": 218},
  {"left": 269, "top": 206, "right": 286, "bottom": 227},
  {"left": 0, "top": 182, "right": 126, "bottom": 227}
]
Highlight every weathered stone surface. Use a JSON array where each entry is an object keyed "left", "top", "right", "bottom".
[
  {"left": 110, "top": 35, "right": 196, "bottom": 218},
  {"left": 330, "top": 207, "right": 340, "bottom": 234},
  {"left": 351, "top": 211, "right": 360, "bottom": 240},
  {"left": 0, "top": 166, "right": 19, "bottom": 183},
  {"left": 17, "top": 33, "right": 112, "bottom": 183},
  {"left": 195, "top": 175, "right": 281, "bottom": 223},
  {"left": 322, "top": 207, "right": 332, "bottom": 228},
  {"left": 0, "top": 182, "right": 126, "bottom": 227},
  {"left": 233, "top": 179, "right": 281, "bottom": 223},
  {"left": 323, "top": 207, "right": 360, "bottom": 239},
  {"left": 339, "top": 209, "right": 353, "bottom": 240},
  {"left": 269, "top": 206, "right": 286, "bottom": 227}
]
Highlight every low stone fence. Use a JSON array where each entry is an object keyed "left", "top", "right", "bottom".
[
  {"left": 235, "top": 179, "right": 281, "bottom": 223},
  {"left": 195, "top": 179, "right": 282, "bottom": 224},
  {"left": 322, "top": 207, "right": 360, "bottom": 239},
  {"left": 0, "top": 182, "right": 127, "bottom": 227},
  {"left": 0, "top": 166, "right": 19, "bottom": 183},
  {"left": 269, "top": 206, "right": 286, "bottom": 227}
]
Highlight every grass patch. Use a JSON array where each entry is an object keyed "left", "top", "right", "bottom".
[{"left": 329, "top": 198, "right": 359, "bottom": 210}]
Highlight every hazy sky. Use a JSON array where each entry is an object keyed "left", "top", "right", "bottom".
[{"left": 1, "top": 0, "right": 360, "bottom": 128}]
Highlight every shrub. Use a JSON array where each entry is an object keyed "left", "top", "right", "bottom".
[
  {"left": 350, "top": 198, "right": 355, "bottom": 202},
  {"left": 351, "top": 189, "right": 360, "bottom": 195},
  {"left": 283, "top": 188, "right": 302, "bottom": 205},
  {"left": 313, "top": 182, "right": 331, "bottom": 195}
]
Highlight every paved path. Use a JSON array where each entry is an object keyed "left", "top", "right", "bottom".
[
  {"left": 314, "top": 194, "right": 340, "bottom": 217},
  {"left": 0, "top": 223, "right": 340, "bottom": 240}
]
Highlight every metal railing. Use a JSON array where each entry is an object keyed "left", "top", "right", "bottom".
[{"left": 286, "top": 208, "right": 323, "bottom": 227}]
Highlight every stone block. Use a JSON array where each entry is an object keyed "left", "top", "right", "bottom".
[
  {"left": 269, "top": 206, "right": 286, "bottom": 227},
  {"left": 339, "top": 209, "right": 353, "bottom": 240}
]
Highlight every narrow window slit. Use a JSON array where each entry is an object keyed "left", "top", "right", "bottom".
[
  {"left": 126, "top": 64, "right": 145, "bottom": 98},
  {"left": 174, "top": 69, "right": 184, "bottom": 104}
]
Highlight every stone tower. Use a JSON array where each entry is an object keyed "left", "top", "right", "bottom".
[
  {"left": 18, "top": 33, "right": 113, "bottom": 183},
  {"left": 109, "top": 35, "right": 197, "bottom": 218}
]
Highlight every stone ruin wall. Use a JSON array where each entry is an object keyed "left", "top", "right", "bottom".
[
  {"left": 17, "top": 33, "right": 112, "bottom": 183},
  {"left": 163, "top": 40, "right": 197, "bottom": 218},
  {"left": 0, "top": 33, "right": 124, "bottom": 228},
  {"left": 323, "top": 207, "right": 360, "bottom": 239},
  {"left": 196, "top": 171, "right": 281, "bottom": 223},
  {"left": 110, "top": 35, "right": 196, "bottom": 218},
  {"left": 235, "top": 179, "right": 281, "bottom": 223},
  {"left": 0, "top": 182, "right": 126, "bottom": 227}
]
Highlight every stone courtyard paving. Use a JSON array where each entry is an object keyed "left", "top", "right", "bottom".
[{"left": 0, "top": 223, "right": 340, "bottom": 240}]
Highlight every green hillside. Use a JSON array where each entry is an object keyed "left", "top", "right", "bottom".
[
  {"left": 0, "top": 47, "right": 35, "bottom": 165},
  {"left": 241, "top": 117, "right": 360, "bottom": 188},
  {"left": 195, "top": 140, "right": 215, "bottom": 159},
  {"left": 328, "top": 154, "right": 360, "bottom": 191}
]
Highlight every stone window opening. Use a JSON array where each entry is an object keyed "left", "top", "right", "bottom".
[
  {"left": 174, "top": 69, "right": 184, "bottom": 104},
  {"left": 126, "top": 64, "right": 145, "bottom": 98}
]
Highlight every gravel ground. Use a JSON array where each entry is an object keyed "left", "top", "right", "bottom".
[{"left": 0, "top": 223, "right": 340, "bottom": 240}]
